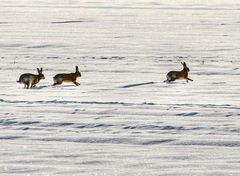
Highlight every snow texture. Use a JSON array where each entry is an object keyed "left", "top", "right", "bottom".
[{"left": 0, "top": 0, "right": 240, "bottom": 175}]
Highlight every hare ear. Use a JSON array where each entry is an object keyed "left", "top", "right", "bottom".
[
  {"left": 76, "top": 66, "right": 79, "bottom": 71},
  {"left": 40, "top": 68, "right": 43, "bottom": 73},
  {"left": 183, "top": 62, "right": 187, "bottom": 66},
  {"left": 37, "top": 68, "right": 40, "bottom": 73}
]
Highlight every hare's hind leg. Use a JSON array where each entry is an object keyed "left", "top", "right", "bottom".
[
  {"left": 26, "top": 82, "right": 30, "bottom": 89},
  {"left": 166, "top": 75, "right": 175, "bottom": 83},
  {"left": 23, "top": 80, "right": 30, "bottom": 89},
  {"left": 164, "top": 79, "right": 171, "bottom": 83},
  {"left": 53, "top": 82, "right": 61, "bottom": 86},
  {"left": 53, "top": 78, "right": 62, "bottom": 86}
]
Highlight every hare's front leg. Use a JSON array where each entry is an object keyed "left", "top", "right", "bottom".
[
  {"left": 31, "top": 79, "right": 38, "bottom": 88},
  {"left": 31, "top": 84, "right": 36, "bottom": 88},
  {"left": 72, "top": 80, "right": 80, "bottom": 86},
  {"left": 187, "top": 77, "right": 193, "bottom": 82},
  {"left": 73, "top": 81, "right": 80, "bottom": 86}
]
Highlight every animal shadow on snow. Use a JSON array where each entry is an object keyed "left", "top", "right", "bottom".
[{"left": 28, "top": 84, "right": 78, "bottom": 90}]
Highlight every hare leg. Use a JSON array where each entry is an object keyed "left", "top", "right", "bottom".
[
  {"left": 168, "top": 78, "right": 175, "bottom": 83},
  {"left": 26, "top": 82, "right": 30, "bottom": 89},
  {"left": 72, "top": 81, "right": 80, "bottom": 86},
  {"left": 53, "top": 82, "right": 61, "bottom": 86},
  {"left": 53, "top": 79, "right": 62, "bottom": 86},
  {"left": 187, "top": 78, "right": 193, "bottom": 81},
  {"left": 31, "top": 79, "right": 38, "bottom": 88}
]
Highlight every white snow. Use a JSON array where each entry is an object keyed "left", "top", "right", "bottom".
[{"left": 0, "top": 0, "right": 240, "bottom": 175}]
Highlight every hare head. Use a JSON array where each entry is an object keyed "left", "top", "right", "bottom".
[
  {"left": 75, "top": 66, "right": 81, "bottom": 77},
  {"left": 37, "top": 68, "right": 45, "bottom": 80},
  {"left": 182, "top": 62, "right": 190, "bottom": 72}
]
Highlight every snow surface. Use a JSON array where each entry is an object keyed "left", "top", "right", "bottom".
[{"left": 0, "top": 0, "right": 240, "bottom": 175}]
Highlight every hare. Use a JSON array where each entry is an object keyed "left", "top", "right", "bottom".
[
  {"left": 166, "top": 62, "right": 193, "bottom": 83},
  {"left": 53, "top": 66, "right": 81, "bottom": 86},
  {"left": 17, "top": 68, "right": 45, "bottom": 88}
]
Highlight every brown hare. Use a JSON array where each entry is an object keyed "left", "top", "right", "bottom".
[
  {"left": 53, "top": 66, "right": 81, "bottom": 86},
  {"left": 166, "top": 62, "right": 193, "bottom": 83},
  {"left": 17, "top": 68, "right": 45, "bottom": 89}
]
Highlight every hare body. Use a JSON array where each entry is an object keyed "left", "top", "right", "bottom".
[
  {"left": 166, "top": 62, "right": 193, "bottom": 83},
  {"left": 53, "top": 66, "right": 81, "bottom": 86},
  {"left": 17, "top": 68, "right": 45, "bottom": 88}
]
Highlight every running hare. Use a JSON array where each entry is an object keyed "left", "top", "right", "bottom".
[
  {"left": 53, "top": 66, "right": 81, "bottom": 86},
  {"left": 166, "top": 62, "right": 193, "bottom": 83},
  {"left": 17, "top": 68, "right": 45, "bottom": 88}
]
